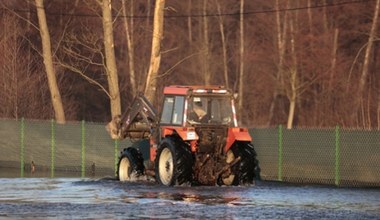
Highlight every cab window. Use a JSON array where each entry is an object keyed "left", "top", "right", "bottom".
[{"left": 160, "top": 96, "right": 185, "bottom": 125}]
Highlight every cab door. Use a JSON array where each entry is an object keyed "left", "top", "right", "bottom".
[{"left": 160, "top": 95, "right": 185, "bottom": 125}]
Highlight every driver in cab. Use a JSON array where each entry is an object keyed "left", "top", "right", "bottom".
[{"left": 188, "top": 97, "right": 209, "bottom": 123}]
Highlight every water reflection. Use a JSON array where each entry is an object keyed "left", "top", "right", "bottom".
[
  {"left": 131, "top": 191, "right": 239, "bottom": 205},
  {"left": 0, "top": 178, "right": 380, "bottom": 219}
]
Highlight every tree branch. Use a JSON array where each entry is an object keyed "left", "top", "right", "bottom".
[
  {"left": 57, "top": 60, "right": 111, "bottom": 98},
  {"left": 0, "top": 3, "right": 40, "bottom": 31},
  {"left": 158, "top": 51, "right": 204, "bottom": 78}
]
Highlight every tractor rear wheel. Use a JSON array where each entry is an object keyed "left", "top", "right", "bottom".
[
  {"left": 238, "top": 143, "right": 259, "bottom": 185},
  {"left": 219, "top": 142, "right": 259, "bottom": 186},
  {"left": 220, "top": 148, "right": 239, "bottom": 186},
  {"left": 155, "top": 138, "right": 193, "bottom": 186},
  {"left": 117, "top": 148, "right": 145, "bottom": 181}
]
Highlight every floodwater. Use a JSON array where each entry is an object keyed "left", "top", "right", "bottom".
[{"left": 0, "top": 177, "right": 380, "bottom": 219}]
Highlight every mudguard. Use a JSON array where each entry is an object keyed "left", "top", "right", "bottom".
[
  {"left": 161, "top": 127, "right": 199, "bottom": 141},
  {"left": 224, "top": 127, "right": 252, "bottom": 152}
]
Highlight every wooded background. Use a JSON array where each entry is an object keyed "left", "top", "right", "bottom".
[{"left": 1, "top": 0, "right": 379, "bottom": 129}]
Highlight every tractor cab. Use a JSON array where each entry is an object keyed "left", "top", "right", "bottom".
[{"left": 159, "top": 85, "right": 238, "bottom": 127}]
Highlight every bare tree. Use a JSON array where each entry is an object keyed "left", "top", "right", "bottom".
[
  {"left": 322, "top": 0, "right": 329, "bottom": 33},
  {"left": 202, "top": 0, "right": 211, "bottom": 85},
  {"left": 187, "top": 0, "right": 193, "bottom": 44},
  {"left": 0, "top": 12, "right": 22, "bottom": 118},
  {"left": 237, "top": 0, "right": 245, "bottom": 124},
  {"left": 122, "top": 0, "right": 136, "bottom": 95},
  {"left": 356, "top": 0, "right": 380, "bottom": 128},
  {"left": 267, "top": 0, "right": 288, "bottom": 126},
  {"left": 286, "top": 11, "right": 298, "bottom": 129},
  {"left": 100, "top": 0, "right": 121, "bottom": 118},
  {"left": 307, "top": 0, "right": 313, "bottom": 50},
  {"left": 378, "top": 88, "right": 380, "bottom": 129},
  {"left": 215, "top": 0, "right": 229, "bottom": 88},
  {"left": 144, "top": 0, "right": 165, "bottom": 103},
  {"left": 35, "top": 0, "right": 66, "bottom": 124},
  {"left": 329, "top": 28, "right": 339, "bottom": 92},
  {"left": 1, "top": 0, "right": 379, "bottom": 127}
]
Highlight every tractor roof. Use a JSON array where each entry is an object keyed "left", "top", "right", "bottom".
[{"left": 163, "top": 85, "right": 230, "bottom": 95}]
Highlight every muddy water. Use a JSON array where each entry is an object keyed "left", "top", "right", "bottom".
[{"left": 0, "top": 178, "right": 379, "bottom": 219}]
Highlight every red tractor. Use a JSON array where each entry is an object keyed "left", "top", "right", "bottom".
[{"left": 106, "top": 85, "right": 259, "bottom": 186}]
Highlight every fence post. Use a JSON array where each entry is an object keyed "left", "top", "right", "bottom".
[
  {"left": 114, "top": 139, "right": 119, "bottom": 177},
  {"left": 81, "top": 120, "right": 86, "bottom": 178},
  {"left": 51, "top": 119, "right": 56, "bottom": 178},
  {"left": 278, "top": 124, "right": 283, "bottom": 181},
  {"left": 335, "top": 125, "right": 340, "bottom": 186},
  {"left": 20, "top": 118, "right": 25, "bottom": 177}
]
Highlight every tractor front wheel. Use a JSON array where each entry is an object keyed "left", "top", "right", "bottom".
[{"left": 117, "top": 148, "right": 145, "bottom": 181}]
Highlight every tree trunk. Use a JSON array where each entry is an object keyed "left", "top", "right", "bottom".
[
  {"left": 102, "top": 0, "right": 121, "bottom": 118},
  {"left": 216, "top": 1, "right": 229, "bottom": 88},
  {"left": 203, "top": 0, "right": 211, "bottom": 85},
  {"left": 35, "top": 0, "right": 66, "bottom": 124},
  {"left": 322, "top": 0, "right": 329, "bottom": 33},
  {"left": 268, "top": 0, "right": 288, "bottom": 126},
  {"left": 307, "top": 0, "right": 313, "bottom": 46},
  {"left": 356, "top": 0, "right": 380, "bottom": 127},
  {"left": 287, "top": 11, "right": 298, "bottom": 129},
  {"left": 287, "top": 69, "right": 297, "bottom": 129},
  {"left": 144, "top": 0, "right": 165, "bottom": 103},
  {"left": 188, "top": 0, "right": 192, "bottom": 44},
  {"left": 122, "top": 0, "right": 136, "bottom": 95},
  {"left": 146, "top": 0, "right": 150, "bottom": 26},
  {"left": 329, "top": 28, "right": 339, "bottom": 92},
  {"left": 238, "top": 0, "right": 245, "bottom": 125},
  {"left": 378, "top": 94, "right": 380, "bottom": 129},
  {"left": 307, "top": 0, "right": 315, "bottom": 60}
]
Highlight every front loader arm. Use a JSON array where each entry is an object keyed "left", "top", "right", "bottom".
[{"left": 106, "top": 92, "right": 158, "bottom": 140}]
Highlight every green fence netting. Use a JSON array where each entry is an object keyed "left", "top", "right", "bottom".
[
  {"left": 0, "top": 118, "right": 147, "bottom": 178},
  {"left": 281, "top": 127, "right": 336, "bottom": 185},
  {"left": 251, "top": 126, "right": 380, "bottom": 187},
  {"left": 249, "top": 127, "right": 278, "bottom": 181},
  {"left": 0, "top": 119, "right": 20, "bottom": 171},
  {"left": 339, "top": 129, "right": 380, "bottom": 186},
  {"left": 1, "top": 118, "right": 379, "bottom": 186}
]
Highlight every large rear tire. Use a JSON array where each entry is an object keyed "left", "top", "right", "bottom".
[
  {"left": 238, "top": 143, "right": 259, "bottom": 184},
  {"left": 117, "top": 148, "right": 145, "bottom": 181},
  {"left": 219, "top": 142, "right": 259, "bottom": 186},
  {"left": 155, "top": 138, "right": 193, "bottom": 186},
  {"left": 220, "top": 148, "right": 239, "bottom": 186}
]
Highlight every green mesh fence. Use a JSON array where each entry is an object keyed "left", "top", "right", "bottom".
[
  {"left": 249, "top": 128, "right": 278, "bottom": 181},
  {"left": 339, "top": 129, "right": 380, "bottom": 186},
  {"left": 0, "top": 119, "right": 20, "bottom": 171},
  {"left": 1, "top": 118, "right": 380, "bottom": 186},
  {"left": 23, "top": 119, "right": 52, "bottom": 177},
  {"left": 281, "top": 128, "right": 336, "bottom": 185},
  {"left": 251, "top": 126, "right": 380, "bottom": 187},
  {"left": 0, "top": 118, "right": 147, "bottom": 178}
]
